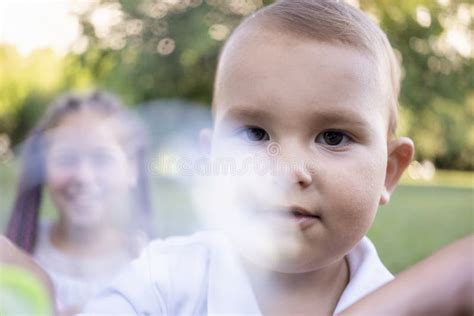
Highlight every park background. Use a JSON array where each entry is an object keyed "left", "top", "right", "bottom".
[{"left": 0, "top": 0, "right": 472, "bottom": 274}]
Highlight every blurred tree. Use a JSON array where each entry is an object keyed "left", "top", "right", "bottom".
[
  {"left": 0, "top": 0, "right": 472, "bottom": 170},
  {"left": 363, "top": 0, "right": 474, "bottom": 169},
  {"left": 0, "top": 46, "right": 69, "bottom": 142},
  {"left": 70, "top": 0, "right": 258, "bottom": 105}
]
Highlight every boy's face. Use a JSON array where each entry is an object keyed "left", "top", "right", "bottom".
[{"left": 204, "top": 30, "right": 401, "bottom": 272}]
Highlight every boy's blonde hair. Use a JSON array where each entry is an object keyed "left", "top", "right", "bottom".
[{"left": 215, "top": 0, "right": 400, "bottom": 136}]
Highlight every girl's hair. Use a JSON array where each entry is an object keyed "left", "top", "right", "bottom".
[
  {"left": 216, "top": 0, "right": 400, "bottom": 135},
  {"left": 5, "top": 90, "right": 153, "bottom": 253}
]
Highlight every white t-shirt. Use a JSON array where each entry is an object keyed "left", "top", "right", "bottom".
[
  {"left": 33, "top": 222, "right": 136, "bottom": 309},
  {"left": 83, "top": 232, "right": 393, "bottom": 315}
]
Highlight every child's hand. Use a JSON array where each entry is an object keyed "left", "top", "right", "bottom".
[
  {"left": 0, "top": 235, "right": 53, "bottom": 292},
  {"left": 0, "top": 234, "right": 56, "bottom": 314},
  {"left": 340, "top": 235, "right": 474, "bottom": 315}
]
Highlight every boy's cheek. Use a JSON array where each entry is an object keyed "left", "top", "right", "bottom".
[
  {"left": 317, "top": 183, "right": 379, "bottom": 258},
  {"left": 326, "top": 190, "right": 379, "bottom": 236},
  {"left": 320, "top": 155, "right": 384, "bottom": 226}
]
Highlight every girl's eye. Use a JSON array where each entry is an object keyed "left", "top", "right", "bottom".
[
  {"left": 240, "top": 127, "right": 269, "bottom": 142},
  {"left": 315, "top": 131, "right": 349, "bottom": 146},
  {"left": 52, "top": 153, "right": 78, "bottom": 167},
  {"left": 92, "top": 153, "right": 116, "bottom": 167}
]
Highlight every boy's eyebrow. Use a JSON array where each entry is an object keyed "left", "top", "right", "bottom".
[
  {"left": 220, "top": 104, "right": 373, "bottom": 129},
  {"left": 306, "top": 109, "right": 371, "bottom": 128},
  {"left": 220, "top": 106, "right": 276, "bottom": 123}
]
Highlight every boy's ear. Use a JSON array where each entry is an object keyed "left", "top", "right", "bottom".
[
  {"left": 199, "top": 128, "right": 213, "bottom": 156},
  {"left": 380, "top": 137, "right": 415, "bottom": 205}
]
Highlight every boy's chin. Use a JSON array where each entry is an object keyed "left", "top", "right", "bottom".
[{"left": 227, "top": 226, "right": 330, "bottom": 274}]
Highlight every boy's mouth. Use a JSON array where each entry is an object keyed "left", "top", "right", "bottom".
[
  {"left": 259, "top": 205, "right": 321, "bottom": 230},
  {"left": 288, "top": 206, "right": 321, "bottom": 230}
]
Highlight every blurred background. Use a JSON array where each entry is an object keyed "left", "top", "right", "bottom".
[{"left": 0, "top": 0, "right": 472, "bottom": 273}]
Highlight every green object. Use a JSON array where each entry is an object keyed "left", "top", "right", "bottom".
[{"left": 0, "top": 264, "right": 53, "bottom": 315}]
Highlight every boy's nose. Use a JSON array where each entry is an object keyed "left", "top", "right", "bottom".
[
  {"left": 272, "top": 143, "right": 314, "bottom": 189},
  {"left": 294, "top": 164, "right": 313, "bottom": 188},
  {"left": 285, "top": 161, "right": 313, "bottom": 189}
]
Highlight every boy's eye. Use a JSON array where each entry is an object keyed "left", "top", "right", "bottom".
[
  {"left": 236, "top": 127, "right": 269, "bottom": 142},
  {"left": 315, "top": 131, "right": 348, "bottom": 146},
  {"left": 243, "top": 127, "right": 269, "bottom": 142}
]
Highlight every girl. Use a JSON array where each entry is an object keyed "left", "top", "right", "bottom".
[{"left": 5, "top": 91, "right": 153, "bottom": 313}]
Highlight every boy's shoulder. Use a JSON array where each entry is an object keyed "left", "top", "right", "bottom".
[
  {"left": 141, "top": 231, "right": 232, "bottom": 282},
  {"left": 84, "top": 234, "right": 393, "bottom": 315},
  {"left": 140, "top": 231, "right": 230, "bottom": 293},
  {"left": 83, "top": 231, "right": 240, "bottom": 315},
  {"left": 144, "top": 230, "right": 225, "bottom": 256}
]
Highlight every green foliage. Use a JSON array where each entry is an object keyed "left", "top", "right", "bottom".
[
  {"left": 68, "top": 0, "right": 249, "bottom": 105},
  {"left": 0, "top": 46, "right": 62, "bottom": 136},
  {"left": 0, "top": 0, "right": 473, "bottom": 169}
]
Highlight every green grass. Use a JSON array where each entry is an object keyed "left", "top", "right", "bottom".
[
  {"left": 369, "top": 184, "right": 473, "bottom": 274},
  {"left": 1, "top": 162, "right": 473, "bottom": 275},
  {"left": 0, "top": 162, "right": 18, "bottom": 230},
  {"left": 400, "top": 169, "right": 473, "bottom": 188}
]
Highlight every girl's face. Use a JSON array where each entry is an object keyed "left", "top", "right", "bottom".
[{"left": 44, "top": 109, "right": 136, "bottom": 229}]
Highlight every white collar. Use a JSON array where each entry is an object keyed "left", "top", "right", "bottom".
[
  {"left": 206, "top": 236, "right": 393, "bottom": 315},
  {"left": 335, "top": 236, "right": 393, "bottom": 313}
]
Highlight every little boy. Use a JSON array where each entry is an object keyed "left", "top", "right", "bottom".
[{"left": 84, "top": 0, "right": 414, "bottom": 314}]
